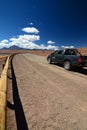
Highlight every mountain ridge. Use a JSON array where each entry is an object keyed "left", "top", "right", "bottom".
[{"left": 1, "top": 45, "right": 25, "bottom": 50}]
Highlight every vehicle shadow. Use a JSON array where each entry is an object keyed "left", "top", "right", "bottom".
[
  {"left": 73, "top": 67, "right": 87, "bottom": 75},
  {"left": 52, "top": 63, "right": 87, "bottom": 75},
  {"left": 9, "top": 57, "right": 29, "bottom": 130}
]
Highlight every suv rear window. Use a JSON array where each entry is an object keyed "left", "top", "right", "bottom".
[{"left": 65, "top": 50, "right": 77, "bottom": 55}]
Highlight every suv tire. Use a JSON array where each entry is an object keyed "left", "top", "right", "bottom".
[
  {"left": 64, "top": 61, "right": 71, "bottom": 70},
  {"left": 47, "top": 58, "right": 52, "bottom": 64}
]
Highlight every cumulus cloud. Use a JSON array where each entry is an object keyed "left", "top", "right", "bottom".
[
  {"left": 29, "top": 22, "right": 34, "bottom": 25},
  {"left": 20, "top": 42, "right": 41, "bottom": 50},
  {"left": 0, "top": 39, "right": 10, "bottom": 48},
  {"left": 47, "top": 40, "right": 55, "bottom": 44},
  {"left": 1, "top": 39, "right": 9, "bottom": 44},
  {"left": 0, "top": 37, "right": 58, "bottom": 50},
  {"left": 22, "top": 27, "right": 39, "bottom": 34},
  {"left": 0, "top": 26, "right": 58, "bottom": 50},
  {"left": 10, "top": 34, "right": 40, "bottom": 42},
  {"left": 46, "top": 45, "right": 58, "bottom": 50},
  {"left": 9, "top": 34, "right": 40, "bottom": 49},
  {"left": 36, "top": 44, "right": 58, "bottom": 50},
  {"left": 9, "top": 34, "right": 58, "bottom": 50},
  {"left": 61, "top": 45, "right": 74, "bottom": 49}
]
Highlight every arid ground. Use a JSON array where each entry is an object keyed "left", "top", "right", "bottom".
[
  {"left": 6, "top": 53, "right": 87, "bottom": 130},
  {"left": 0, "top": 47, "right": 87, "bottom": 56}
]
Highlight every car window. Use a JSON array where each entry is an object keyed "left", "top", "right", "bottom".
[
  {"left": 64, "top": 50, "right": 76, "bottom": 55},
  {"left": 64, "top": 50, "right": 71, "bottom": 55},
  {"left": 58, "top": 50, "right": 63, "bottom": 54},
  {"left": 53, "top": 50, "right": 63, "bottom": 55},
  {"left": 53, "top": 51, "right": 59, "bottom": 55}
]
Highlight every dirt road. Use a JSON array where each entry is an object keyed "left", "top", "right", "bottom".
[{"left": 7, "top": 54, "right": 87, "bottom": 130}]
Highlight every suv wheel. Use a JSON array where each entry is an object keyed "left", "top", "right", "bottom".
[
  {"left": 64, "top": 61, "right": 71, "bottom": 70},
  {"left": 47, "top": 58, "right": 52, "bottom": 64}
]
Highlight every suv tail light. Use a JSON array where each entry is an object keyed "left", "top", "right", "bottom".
[{"left": 78, "top": 57, "right": 82, "bottom": 64}]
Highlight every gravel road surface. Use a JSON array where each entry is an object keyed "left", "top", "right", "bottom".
[{"left": 7, "top": 54, "right": 87, "bottom": 130}]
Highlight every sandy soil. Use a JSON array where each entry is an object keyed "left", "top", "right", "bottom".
[
  {"left": 0, "top": 58, "right": 7, "bottom": 76},
  {"left": 6, "top": 53, "right": 87, "bottom": 130},
  {"left": 0, "top": 47, "right": 87, "bottom": 56}
]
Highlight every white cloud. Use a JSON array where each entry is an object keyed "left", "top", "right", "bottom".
[
  {"left": 61, "top": 45, "right": 74, "bottom": 49},
  {"left": 37, "top": 44, "right": 58, "bottom": 50},
  {"left": 21, "top": 42, "right": 41, "bottom": 49},
  {"left": 0, "top": 39, "right": 10, "bottom": 48},
  {"left": 9, "top": 34, "right": 40, "bottom": 49},
  {"left": 0, "top": 26, "right": 58, "bottom": 50},
  {"left": 0, "top": 35, "right": 58, "bottom": 50},
  {"left": 1, "top": 39, "right": 9, "bottom": 44},
  {"left": 47, "top": 40, "right": 55, "bottom": 44},
  {"left": 22, "top": 27, "right": 39, "bottom": 34},
  {"left": 29, "top": 22, "right": 34, "bottom": 25},
  {"left": 9, "top": 34, "right": 58, "bottom": 50},
  {"left": 10, "top": 34, "right": 40, "bottom": 42},
  {"left": 46, "top": 45, "right": 58, "bottom": 50}
]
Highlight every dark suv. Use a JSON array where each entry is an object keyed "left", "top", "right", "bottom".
[{"left": 47, "top": 48, "right": 87, "bottom": 70}]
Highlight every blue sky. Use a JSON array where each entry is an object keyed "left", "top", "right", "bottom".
[{"left": 0, "top": 0, "right": 87, "bottom": 49}]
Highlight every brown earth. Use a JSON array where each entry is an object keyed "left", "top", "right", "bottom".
[
  {"left": 0, "top": 58, "right": 7, "bottom": 76},
  {"left": 0, "top": 47, "right": 87, "bottom": 57},
  {"left": 6, "top": 53, "right": 87, "bottom": 130},
  {"left": 27, "top": 48, "right": 87, "bottom": 56}
]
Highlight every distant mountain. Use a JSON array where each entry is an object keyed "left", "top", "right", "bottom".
[
  {"left": 1, "top": 45, "right": 24, "bottom": 50},
  {"left": 9, "top": 45, "right": 23, "bottom": 50},
  {"left": 1, "top": 45, "right": 54, "bottom": 51},
  {"left": 1, "top": 47, "right": 9, "bottom": 50}
]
